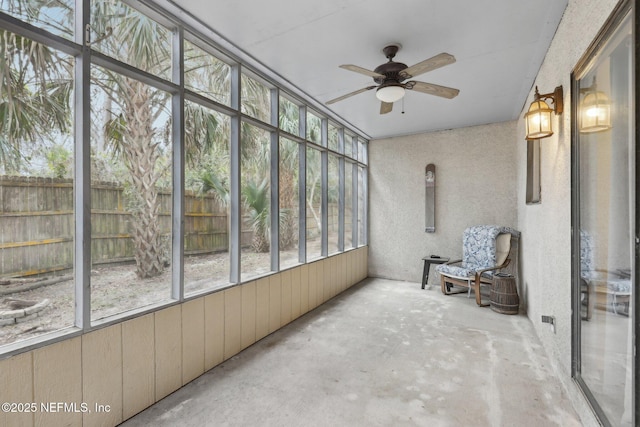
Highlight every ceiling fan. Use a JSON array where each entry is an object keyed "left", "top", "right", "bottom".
[{"left": 326, "top": 44, "right": 460, "bottom": 114}]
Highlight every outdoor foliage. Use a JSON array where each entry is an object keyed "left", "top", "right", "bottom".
[
  {"left": 0, "top": 0, "right": 331, "bottom": 280},
  {"left": 0, "top": 28, "right": 73, "bottom": 175}
]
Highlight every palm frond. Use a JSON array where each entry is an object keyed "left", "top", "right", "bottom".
[
  {"left": 104, "top": 113, "right": 127, "bottom": 157},
  {"left": 184, "top": 102, "right": 222, "bottom": 166},
  {"left": 197, "top": 169, "right": 230, "bottom": 207},
  {"left": 278, "top": 98, "right": 299, "bottom": 135},
  {"left": 0, "top": 28, "right": 73, "bottom": 171}
]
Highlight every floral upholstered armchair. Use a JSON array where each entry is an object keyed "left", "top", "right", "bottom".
[
  {"left": 580, "top": 230, "right": 631, "bottom": 319},
  {"left": 436, "top": 225, "right": 520, "bottom": 306}
]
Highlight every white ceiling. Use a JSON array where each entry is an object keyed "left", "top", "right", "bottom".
[{"left": 164, "top": 0, "right": 568, "bottom": 140}]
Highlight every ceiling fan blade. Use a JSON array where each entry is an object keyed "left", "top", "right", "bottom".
[
  {"left": 326, "top": 86, "right": 377, "bottom": 105},
  {"left": 407, "top": 81, "right": 460, "bottom": 99},
  {"left": 340, "top": 64, "right": 385, "bottom": 78},
  {"left": 380, "top": 101, "right": 393, "bottom": 115},
  {"left": 401, "top": 53, "right": 456, "bottom": 79}
]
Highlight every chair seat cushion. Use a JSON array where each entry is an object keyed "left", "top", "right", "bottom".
[
  {"left": 436, "top": 263, "right": 498, "bottom": 279},
  {"left": 436, "top": 264, "right": 475, "bottom": 278},
  {"left": 581, "top": 275, "right": 631, "bottom": 294},
  {"left": 607, "top": 279, "right": 631, "bottom": 294}
]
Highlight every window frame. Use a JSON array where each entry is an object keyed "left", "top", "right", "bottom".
[{"left": 0, "top": 0, "right": 369, "bottom": 357}]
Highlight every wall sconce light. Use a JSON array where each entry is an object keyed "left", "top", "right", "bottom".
[
  {"left": 579, "top": 79, "right": 611, "bottom": 133},
  {"left": 524, "top": 86, "right": 563, "bottom": 139}
]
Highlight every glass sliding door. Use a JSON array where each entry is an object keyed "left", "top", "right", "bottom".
[{"left": 572, "top": 2, "right": 635, "bottom": 425}]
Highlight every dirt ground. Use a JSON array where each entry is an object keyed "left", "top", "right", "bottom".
[{"left": 0, "top": 248, "right": 306, "bottom": 347}]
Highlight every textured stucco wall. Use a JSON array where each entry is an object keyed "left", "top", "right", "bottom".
[
  {"left": 516, "top": 0, "right": 621, "bottom": 426},
  {"left": 369, "top": 121, "right": 518, "bottom": 283}
]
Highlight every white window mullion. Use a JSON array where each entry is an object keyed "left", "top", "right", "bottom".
[{"left": 74, "top": 0, "right": 91, "bottom": 330}]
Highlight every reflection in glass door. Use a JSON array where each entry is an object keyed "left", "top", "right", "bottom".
[{"left": 573, "top": 3, "right": 634, "bottom": 426}]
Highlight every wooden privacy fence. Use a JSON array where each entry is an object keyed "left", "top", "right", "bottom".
[
  {"left": 0, "top": 176, "right": 232, "bottom": 278},
  {"left": 1, "top": 176, "right": 74, "bottom": 277},
  {"left": 0, "top": 176, "right": 345, "bottom": 278}
]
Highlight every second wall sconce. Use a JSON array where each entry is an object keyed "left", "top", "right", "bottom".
[
  {"left": 579, "top": 79, "right": 611, "bottom": 133},
  {"left": 524, "top": 85, "right": 563, "bottom": 139}
]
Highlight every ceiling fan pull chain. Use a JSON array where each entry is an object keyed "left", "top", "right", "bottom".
[{"left": 402, "top": 97, "right": 405, "bottom": 114}]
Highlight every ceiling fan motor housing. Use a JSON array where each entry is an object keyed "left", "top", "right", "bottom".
[
  {"left": 374, "top": 44, "right": 409, "bottom": 85},
  {"left": 373, "top": 61, "right": 408, "bottom": 85}
]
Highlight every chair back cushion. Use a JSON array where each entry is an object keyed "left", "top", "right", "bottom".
[
  {"left": 495, "top": 233, "right": 511, "bottom": 266},
  {"left": 462, "top": 225, "right": 517, "bottom": 269},
  {"left": 580, "top": 230, "right": 594, "bottom": 273}
]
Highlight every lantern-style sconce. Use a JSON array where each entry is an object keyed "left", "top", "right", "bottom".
[
  {"left": 579, "top": 80, "right": 611, "bottom": 133},
  {"left": 524, "top": 86, "right": 563, "bottom": 139}
]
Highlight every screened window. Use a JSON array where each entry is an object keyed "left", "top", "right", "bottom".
[
  {"left": 184, "top": 40, "right": 231, "bottom": 106},
  {"left": 90, "top": 0, "right": 172, "bottom": 80},
  {"left": 358, "top": 166, "right": 366, "bottom": 246},
  {"left": 344, "top": 134, "right": 354, "bottom": 158},
  {"left": 328, "top": 124, "right": 339, "bottom": 152},
  {"left": 0, "top": 30, "right": 75, "bottom": 346},
  {"left": 328, "top": 154, "right": 339, "bottom": 253},
  {"left": 306, "top": 111, "right": 322, "bottom": 145},
  {"left": 358, "top": 139, "right": 367, "bottom": 164},
  {"left": 184, "top": 102, "right": 231, "bottom": 295},
  {"left": 306, "top": 147, "right": 322, "bottom": 260},
  {"left": 279, "top": 137, "right": 300, "bottom": 268},
  {"left": 240, "top": 123, "right": 271, "bottom": 280},
  {"left": 241, "top": 74, "right": 271, "bottom": 123},
  {"left": 344, "top": 160, "right": 354, "bottom": 249},
  {"left": 1, "top": 0, "right": 74, "bottom": 39},
  {"left": 279, "top": 96, "right": 299, "bottom": 135},
  {"left": 90, "top": 66, "right": 173, "bottom": 321}
]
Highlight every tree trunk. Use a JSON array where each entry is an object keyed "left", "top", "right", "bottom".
[
  {"left": 279, "top": 167, "right": 296, "bottom": 250},
  {"left": 251, "top": 230, "right": 270, "bottom": 253},
  {"left": 123, "top": 78, "right": 164, "bottom": 278}
]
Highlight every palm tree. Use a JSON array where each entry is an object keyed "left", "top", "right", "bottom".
[
  {"left": 242, "top": 178, "right": 270, "bottom": 252},
  {"left": 101, "top": 78, "right": 170, "bottom": 278},
  {"left": 90, "top": 0, "right": 173, "bottom": 278},
  {"left": 94, "top": 1, "right": 263, "bottom": 277},
  {"left": 0, "top": 29, "right": 73, "bottom": 174},
  {"left": 2, "top": 0, "right": 276, "bottom": 278}
]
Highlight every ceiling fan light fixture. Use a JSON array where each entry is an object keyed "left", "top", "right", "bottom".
[{"left": 376, "top": 85, "right": 405, "bottom": 103}]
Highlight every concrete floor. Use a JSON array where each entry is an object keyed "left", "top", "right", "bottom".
[{"left": 122, "top": 278, "right": 582, "bottom": 427}]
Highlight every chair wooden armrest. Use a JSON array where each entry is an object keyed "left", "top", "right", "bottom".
[
  {"left": 476, "top": 258, "right": 510, "bottom": 277},
  {"left": 473, "top": 259, "right": 512, "bottom": 306}
]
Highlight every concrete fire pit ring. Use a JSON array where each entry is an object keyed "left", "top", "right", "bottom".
[{"left": 0, "top": 299, "right": 50, "bottom": 326}]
